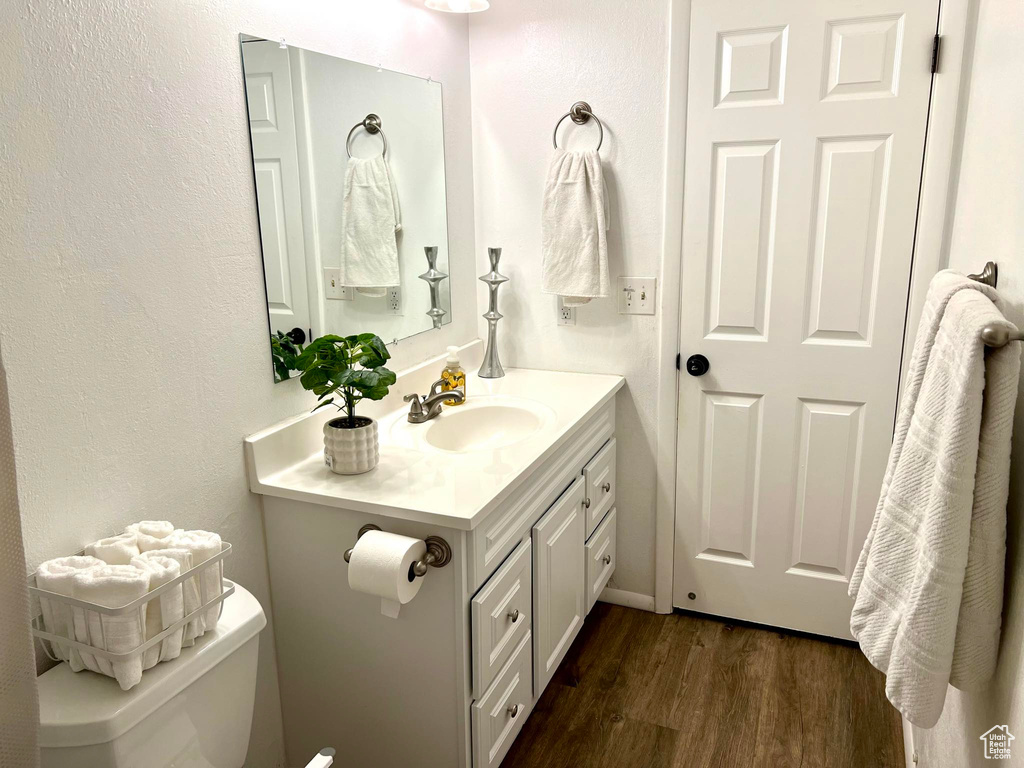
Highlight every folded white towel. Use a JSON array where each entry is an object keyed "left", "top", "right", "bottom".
[
  {"left": 166, "top": 530, "right": 223, "bottom": 632},
  {"left": 541, "top": 149, "right": 610, "bottom": 306},
  {"left": 144, "top": 547, "right": 201, "bottom": 646},
  {"left": 339, "top": 155, "right": 402, "bottom": 296},
  {"left": 125, "top": 521, "right": 179, "bottom": 552},
  {"left": 72, "top": 565, "right": 151, "bottom": 690},
  {"left": 131, "top": 554, "right": 184, "bottom": 668},
  {"left": 85, "top": 533, "right": 140, "bottom": 565},
  {"left": 35, "top": 555, "right": 104, "bottom": 670},
  {"left": 850, "top": 270, "right": 1021, "bottom": 727}
]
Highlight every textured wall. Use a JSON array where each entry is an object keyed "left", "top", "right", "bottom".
[
  {"left": 468, "top": 0, "right": 670, "bottom": 597},
  {"left": 0, "top": 2, "right": 475, "bottom": 766},
  {"left": 912, "top": 2, "right": 1024, "bottom": 765}
]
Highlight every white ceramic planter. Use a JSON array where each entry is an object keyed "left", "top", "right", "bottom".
[{"left": 323, "top": 417, "right": 379, "bottom": 475}]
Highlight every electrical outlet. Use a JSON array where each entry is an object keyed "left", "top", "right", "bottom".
[
  {"left": 617, "top": 277, "right": 656, "bottom": 315},
  {"left": 323, "top": 268, "right": 352, "bottom": 300},
  {"left": 557, "top": 297, "right": 576, "bottom": 326},
  {"left": 387, "top": 286, "right": 402, "bottom": 315}
]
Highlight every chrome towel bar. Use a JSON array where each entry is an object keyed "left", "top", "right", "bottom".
[{"left": 968, "top": 261, "right": 1024, "bottom": 348}]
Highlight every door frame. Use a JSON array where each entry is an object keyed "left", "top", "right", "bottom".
[{"left": 652, "top": 0, "right": 975, "bottom": 614}]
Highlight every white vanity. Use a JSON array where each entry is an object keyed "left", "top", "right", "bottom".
[{"left": 245, "top": 350, "right": 623, "bottom": 767}]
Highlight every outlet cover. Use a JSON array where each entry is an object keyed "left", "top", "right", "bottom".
[
  {"left": 557, "top": 297, "right": 576, "bottom": 326},
  {"left": 617, "top": 277, "right": 656, "bottom": 315},
  {"left": 323, "top": 268, "right": 352, "bottom": 300},
  {"left": 387, "top": 286, "right": 402, "bottom": 315}
]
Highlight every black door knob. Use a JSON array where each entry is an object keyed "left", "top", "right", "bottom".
[
  {"left": 285, "top": 327, "right": 306, "bottom": 345},
  {"left": 685, "top": 354, "right": 710, "bottom": 377}
]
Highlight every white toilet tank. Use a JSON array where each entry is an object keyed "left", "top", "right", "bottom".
[{"left": 37, "top": 582, "right": 267, "bottom": 768}]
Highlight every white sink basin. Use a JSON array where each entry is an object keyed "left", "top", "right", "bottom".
[{"left": 389, "top": 395, "right": 554, "bottom": 454}]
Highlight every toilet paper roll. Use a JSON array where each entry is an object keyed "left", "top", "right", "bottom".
[{"left": 347, "top": 530, "right": 427, "bottom": 618}]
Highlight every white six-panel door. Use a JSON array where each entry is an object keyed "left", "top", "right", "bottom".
[
  {"left": 241, "top": 41, "right": 311, "bottom": 341},
  {"left": 673, "top": 0, "right": 939, "bottom": 638}
]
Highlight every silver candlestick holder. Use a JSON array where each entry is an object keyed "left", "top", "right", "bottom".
[
  {"left": 478, "top": 247, "right": 508, "bottom": 379},
  {"left": 418, "top": 246, "right": 448, "bottom": 329}
]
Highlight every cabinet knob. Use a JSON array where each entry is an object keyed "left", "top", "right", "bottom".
[
  {"left": 508, "top": 609, "right": 520, "bottom": 623},
  {"left": 507, "top": 704, "right": 520, "bottom": 718},
  {"left": 603, "top": 554, "right": 612, "bottom": 565},
  {"left": 583, "top": 497, "right": 591, "bottom": 509},
  {"left": 602, "top": 481, "right": 611, "bottom": 493}
]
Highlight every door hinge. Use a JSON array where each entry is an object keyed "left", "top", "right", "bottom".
[
  {"left": 931, "top": 34, "right": 941, "bottom": 74},
  {"left": 675, "top": 353, "right": 681, "bottom": 371}
]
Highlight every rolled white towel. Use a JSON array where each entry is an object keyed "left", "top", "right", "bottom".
[
  {"left": 143, "top": 547, "right": 202, "bottom": 646},
  {"left": 72, "top": 565, "right": 151, "bottom": 690},
  {"left": 166, "top": 530, "right": 223, "bottom": 632},
  {"left": 35, "top": 555, "right": 104, "bottom": 671},
  {"left": 131, "top": 554, "right": 184, "bottom": 667},
  {"left": 85, "top": 533, "right": 140, "bottom": 565},
  {"left": 125, "top": 521, "right": 180, "bottom": 552}
]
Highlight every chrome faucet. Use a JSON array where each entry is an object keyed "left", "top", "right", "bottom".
[{"left": 404, "top": 378, "right": 466, "bottom": 423}]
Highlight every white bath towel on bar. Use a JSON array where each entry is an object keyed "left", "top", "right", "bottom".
[
  {"left": 541, "top": 149, "right": 609, "bottom": 307},
  {"left": 131, "top": 554, "right": 184, "bottom": 667},
  {"left": 72, "top": 564, "right": 151, "bottom": 690},
  {"left": 166, "top": 530, "right": 223, "bottom": 632},
  {"left": 849, "top": 270, "right": 1021, "bottom": 728},
  {"left": 35, "top": 555, "right": 104, "bottom": 671},
  {"left": 339, "top": 155, "right": 402, "bottom": 297}
]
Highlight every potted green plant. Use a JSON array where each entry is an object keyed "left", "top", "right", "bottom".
[
  {"left": 295, "top": 333, "right": 397, "bottom": 475},
  {"left": 270, "top": 330, "right": 304, "bottom": 382}
]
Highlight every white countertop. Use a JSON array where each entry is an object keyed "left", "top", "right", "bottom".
[{"left": 245, "top": 367, "right": 624, "bottom": 530}]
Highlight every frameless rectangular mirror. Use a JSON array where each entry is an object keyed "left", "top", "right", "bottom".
[{"left": 240, "top": 35, "right": 453, "bottom": 382}]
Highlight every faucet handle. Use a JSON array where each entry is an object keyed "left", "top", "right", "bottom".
[
  {"left": 429, "top": 378, "right": 446, "bottom": 397},
  {"left": 403, "top": 393, "right": 421, "bottom": 403},
  {"left": 404, "top": 393, "right": 425, "bottom": 417}
]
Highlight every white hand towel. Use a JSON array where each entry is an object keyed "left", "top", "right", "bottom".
[
  {"left": 72, "top": 565, "right": 151, "bottom": 690},
  {"left": 145, "top": 547, "right": 201, "bottom": 646},
  {"left": 339, "top": 155, "right": 402, "bottom": 296},
  {"left": 125, "top": 521, "right": 179, "bottom": 552},
  {"left": 541, "top": 148, "right": 610, "bottom": 307},
  {"left": 166, "top": 530, "right": 223, "bottom": 632},
  {"left": 849, "top": 270, "right": 1021, "bottom": 727},
  {"left": 131, "top": 554, "right": 184, "bottom": 667},
  {"left": 85, "top": 533, "right": 140, "bottom": 565},
  {"left": 35, "top": 555, "right": 104, "bottom": 670}
]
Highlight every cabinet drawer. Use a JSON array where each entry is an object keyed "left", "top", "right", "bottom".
[
  {"left": 583, "top": 438, "right": 616, "bottom": 539},
  {"left": 471, "top": 538, "right": 532, "bottom": 699},
  {"left": 585, "top": 507, "right": 616, "bottom": 615},
  {"left": 532, "top": 476, "right": 586, "bottom": 695},
  {"left": 471, "top": 631, "right": 532, "bottom": 768}
]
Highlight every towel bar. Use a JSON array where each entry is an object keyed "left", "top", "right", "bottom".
[
  {"left": 552, "top": 101, "right": 604, "bottom": 152},
  {"left": 967, "top": 261, "right": 1024, "bottom": 348},
  {"left": 346, "top": 113, "right": 388, "bottom": 158}
]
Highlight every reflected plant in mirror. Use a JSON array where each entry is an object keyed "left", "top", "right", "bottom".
[{"left": 239, "top": 35, "right": 453, "bottom": 382}]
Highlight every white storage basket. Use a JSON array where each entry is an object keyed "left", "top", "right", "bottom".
[{"left": 29, "top": 542, "right": 234, "bottom": 679}]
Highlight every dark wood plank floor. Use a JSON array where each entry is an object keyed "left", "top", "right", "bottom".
[{"left": 503, "top": 604, "right": 903, "bottom": 768}]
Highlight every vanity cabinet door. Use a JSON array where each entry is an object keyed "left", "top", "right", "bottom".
[
  {"left": 583, "top": 438, "right": 616, "bottom": 539},
  {"left": 532, "top": 476, "right": 586, "bottom": 695}
]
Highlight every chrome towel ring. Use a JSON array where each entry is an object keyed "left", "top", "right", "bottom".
[
  {"left": 346, "top": 113, "right": 388, "bottom": 159},
  {"left": 552, "top": 101, "right": 603, "bottom": 152}
]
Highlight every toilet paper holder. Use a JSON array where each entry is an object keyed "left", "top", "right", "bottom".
[{"left": 343, "top": 524, "right": 452, "bottom": 579}]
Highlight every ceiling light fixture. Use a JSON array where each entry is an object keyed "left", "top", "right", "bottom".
[{"left": 425, "top": 0, "right": 489, "bottom": 12}]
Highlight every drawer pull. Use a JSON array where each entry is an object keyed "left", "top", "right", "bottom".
[
  {"left": 603, "top": 554, "right": 612, "bottom": 565},
  {"left": 508, "top": 609, "right": 520, "bottom": 623},
  {"left": 583, "top": 497, "right": 591, "bottom": 509},
  {"left": 602, "top": 481, "right": 611, "bottom": 493},
  {"left": 507, "top": 704, "right": 521, "bottom": 718}
]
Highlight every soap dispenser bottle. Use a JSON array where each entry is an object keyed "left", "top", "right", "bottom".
[{"left": 440, "top": 346, "right": 466, "bottom": 406}]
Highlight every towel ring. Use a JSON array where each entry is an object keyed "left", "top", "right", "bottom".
[
  {"left": 552, "top": 101, "right": 603, "bottom": 152},
  {"left": 346, "top": 113, "right": 388, "bottom": 159}
]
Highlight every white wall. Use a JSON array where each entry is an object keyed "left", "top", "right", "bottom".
[
  {"left": 468, "top": 0, "right": 670, "bottom": 598},
  {"left": 0, "top": 2, "right": 475, "bottom": 766},
  {"left": 912, "top": 2, "right": 1024, "bottom": 765}
]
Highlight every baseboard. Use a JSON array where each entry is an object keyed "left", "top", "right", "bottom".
[
  {"left": 598, "top": 588, "right": 656, "bottom": 612},
  {"left": 903, "top": 715, "right": 917, "bottom": 767}
]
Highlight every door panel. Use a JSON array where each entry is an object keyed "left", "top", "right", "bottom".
[{"left": 674, "top": 0, "right": 938, "bottom": 638}]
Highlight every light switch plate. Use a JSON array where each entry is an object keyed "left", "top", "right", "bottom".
[
  {"left": 617, "top": 277, "right": 656, "bottom": 315},
  {"left": 323, "top": 268, "right": 352, "bottom": 300}
]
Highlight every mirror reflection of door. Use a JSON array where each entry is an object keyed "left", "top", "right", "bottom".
[{"left": 241, "top": 40, "right": 313, "bottom": 379}]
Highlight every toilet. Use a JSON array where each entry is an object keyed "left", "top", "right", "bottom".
[{"left": 36, "top": 582, "right": 267, "bottom": 768}]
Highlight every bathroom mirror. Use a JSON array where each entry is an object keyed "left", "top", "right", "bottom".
[{"left": 239, "top": 36, "right": 452, "bottom": 382}]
